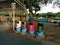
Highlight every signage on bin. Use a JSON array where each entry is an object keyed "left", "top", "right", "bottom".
[{"left": 38, "top": 26, "right": 42, "bottom": 32}]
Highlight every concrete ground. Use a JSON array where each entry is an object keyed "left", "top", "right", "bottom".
[
  {"left": 0, "top": 31, "right": 59, "bottom": 45},
  {"left": 44, "top": 23, "right": 60, "bottom": 43},
  {"left": 0, "top": 22, "right": 60, "bottom": 45}
]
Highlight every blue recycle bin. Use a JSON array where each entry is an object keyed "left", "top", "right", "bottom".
[
  {"left": 37, "top": 31, "right": 44, "bottom": 38},
  {"left": 16, "top": 27, "right": 21, "bottom": 33},
  {"left": 29, "top": 30, "right": 35, "bottom": 36},
  {"left": 21, "top": 27, "right": 27, "bottom": 33},
  {"left": 21, "top": 27, "right": 27, "bottom": 35}
]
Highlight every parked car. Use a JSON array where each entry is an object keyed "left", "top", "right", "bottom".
[{"left": 51, "top": 17, "right": 60, "bottom": 26}]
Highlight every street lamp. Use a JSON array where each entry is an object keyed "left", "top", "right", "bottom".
[{"left": 11, "top": 2, "right": 16, "bottom": 31}]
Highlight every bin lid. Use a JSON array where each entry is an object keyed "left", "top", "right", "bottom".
[
  {"left": 28, "top": 18, "right": 34, "bottom": 22},
  {"left": 38, "top": 23, "right": 43, "bottom": 26},
  {"left": 22, "top": 22, "right": 24, "bottom": 24},
  {"left": 29, "top": 23, "right": 33, "bottom": 25},
  {"left": 38, "top": 17, "right": 48, "bottom": 22}
]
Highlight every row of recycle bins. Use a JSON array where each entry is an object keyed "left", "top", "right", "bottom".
[{"left": 16, "top": 17, "right": 48, "bottom": 38}]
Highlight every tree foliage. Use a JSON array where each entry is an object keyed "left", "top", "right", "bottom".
[
  {"left": 20, "top": 0, "right": 48, "bottom": 16},
  {"left": 36, "top": 12, "right": 60, "bottom": 18},
  {"left": 23, "top": 0, "right": 40, "bottom": 14}
]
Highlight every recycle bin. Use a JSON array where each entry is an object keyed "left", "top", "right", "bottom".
[
  {"left": 37, "top": 30, "right": 44, "bottom": 38},
  {"left": 37, "top": 23, "right": 44, "bottom": 37},
  {"left": 16, "top": 21, "right": 21, "bottom": 33},
  {"left": 37, "top": 23, "right": 44, "bottom": 32},
  {"left": 20, "top": 22, "right": 27, "bottom": 35},
  {"left": 36, "top": 17, "right": 48, "bottom": 38},
  {"left": 28, "top": 22, "right": 35, "bottom": 36}
]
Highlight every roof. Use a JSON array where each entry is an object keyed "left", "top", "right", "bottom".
[{"left": 0, "top": 0, "right": 24, "bottom": 14}]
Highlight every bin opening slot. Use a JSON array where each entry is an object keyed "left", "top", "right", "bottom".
[
  {"left": 22, "top": 22, "right": 24, "bottom": 24},
  {"left": 38, "top": 23, "right": 43, "bottom": 26},
  {"left": 29, "top": 23, "right": 33, "bottom": 25}
]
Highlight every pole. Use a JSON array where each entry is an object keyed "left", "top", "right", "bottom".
[{"left": 11, "top": 2, "right": 16, "bottom": 31}]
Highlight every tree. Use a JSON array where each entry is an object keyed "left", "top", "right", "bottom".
[
  {"left": 20, "top": 0, "right": 48, "bottom": 17},
  {"left": 23, "top": 0, "right": 40, "bottom": 16},
  {"left": 56, "top": 12, "right": 60, "bottom": 17}
]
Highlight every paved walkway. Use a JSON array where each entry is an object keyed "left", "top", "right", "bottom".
[{"left": 0, "top": 31, "right": 58, "bottom": 45}]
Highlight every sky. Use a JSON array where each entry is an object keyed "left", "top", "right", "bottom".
[
  {"left": 27, "top": 0, "right": 60, "bottom": 14},
  {"left": 36, "top": 0, "right": 60, "bottom": 13}
]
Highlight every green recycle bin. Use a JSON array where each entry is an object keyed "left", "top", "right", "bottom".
[
  {"left": 37, "top": 23, "right": 44, "bottom": 32},
  {"left": 37, "top": 22, "right": 44, "bottom": 37}
]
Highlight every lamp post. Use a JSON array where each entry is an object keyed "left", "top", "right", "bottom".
[{"left": 11, "top": 2, "right": 16, "bottom": 31}]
